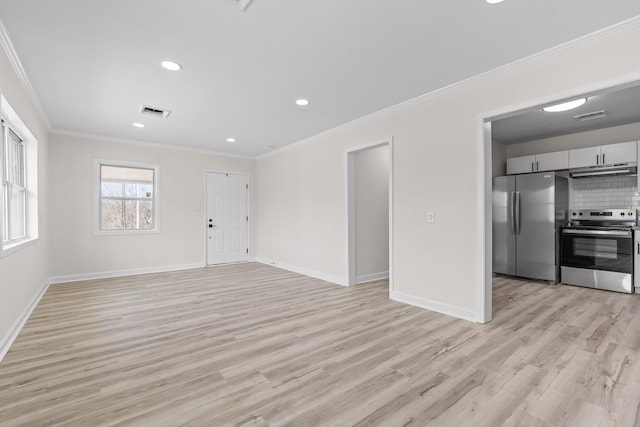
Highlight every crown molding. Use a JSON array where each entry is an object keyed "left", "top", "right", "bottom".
[
  {"left": 258, "top": 14, "right": 640, "bottom": 160},
  {"left": 49, "top": 128, "right": 257, "bottom": 160},
  {"left": 0, "top": 15, "right": 51, "bottom": 129}
]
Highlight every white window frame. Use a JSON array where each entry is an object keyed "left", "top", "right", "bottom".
[
  {"left": 94, "top": 159, "right": 160, "bottom": 236},
  {"left": 0, "top": 95, "right": 38, "bottom": 257}
]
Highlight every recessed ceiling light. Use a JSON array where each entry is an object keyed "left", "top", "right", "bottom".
[
  {"left": 226, "top": 137, "right": 236, "bottom": 143},
  {"left": 161, "top": 60, "right": 182, "bottom": 71},
  {"left": 486, "top": 0, "right": 504, "bottom": 3},
  {"left": 542, "top": 98, "right": 588, "bottom": 112},
  {"left": 132, "top": 122, "right": 145, "bottom": 128},
  {"left": 295, "top": 99, "right": 309, "bottom": 106}
]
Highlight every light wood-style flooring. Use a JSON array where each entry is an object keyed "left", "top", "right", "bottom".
[{"left": 2, "top": 263, "right": 640, "bottom": 426}]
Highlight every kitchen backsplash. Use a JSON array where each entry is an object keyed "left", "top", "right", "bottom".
[{"left": 572, "top": 175, "right": 640, "bottom": 210}]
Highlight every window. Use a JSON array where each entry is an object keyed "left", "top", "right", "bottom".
[
  {"left": 0, "top": 95, "right": 38, "bottom": 256},
  {"left": 96, "top": 160, "right": 158, "bottom": 234},
  {"left": 2, "top": 126, "right": 26, "bottom": 242}
]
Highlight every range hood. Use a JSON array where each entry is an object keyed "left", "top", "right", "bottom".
[{"left": 570, "top": 162, "right": 638, "bottom": 178}]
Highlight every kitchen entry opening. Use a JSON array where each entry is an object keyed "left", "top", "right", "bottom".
[
  {"left": 347, "top": 139, "right": 392, "bottom": 287},
  {"left": 481, "top": 78, "right": 640, "bottom": 324}
]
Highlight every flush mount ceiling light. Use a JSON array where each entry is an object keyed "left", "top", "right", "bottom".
[
  {"left": 542, "top": 98, "right": 588, "bottom": 112},
  {"left": 132, "top": 122, "right": 145, "bottom": 128},
  {"left": 226, "top": 137, "right": 236, "bottom": 143},
  {"left": 264, "top": 145, "right": 274, "bottom": 150},
  {"left": 161, "top": 60, "right": 182, "bottom": 71},
  {"left": 295, "top": 98, "right": 310, "bottom": 106},
  {"left": 486, "top": 0, "right": 505, "bottom": 3}
]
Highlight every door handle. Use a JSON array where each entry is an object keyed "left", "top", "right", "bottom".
[
  {"left": 637, "top": 242, "right": 639, "bottom": 255},
  {"left": 209, "top": 224, "right": 216, "bottom": 228},
  {"left": 602, "top": 153, "right": 605, "bottom": 164},
  {"left": 536, "top": 161, "right": 539, "bottom": 171},
  {"left": 531, "top": 162, "right": 534, "bottom": 172},
  {"left": 596, "top": 154, "right": 599, "bottom": 165},
  {"left": 510, "top": 191, "right": 516, "bottom": 235},
  {"left": 515, "top": 191, "right": 521, "bottom": 235}
]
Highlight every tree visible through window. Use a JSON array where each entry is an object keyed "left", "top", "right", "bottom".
[{"left": 99, "top": 164, "right": 155, "bottom": 231}]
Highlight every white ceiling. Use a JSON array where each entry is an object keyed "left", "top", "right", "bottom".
[
  {"left": 492, "top": 83, "right": 640, "bottom": 144},
  {"left": 1, "top": 1, "right": 640, "bottom": 157}
]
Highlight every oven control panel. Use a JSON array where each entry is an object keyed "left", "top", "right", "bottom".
[{"left": 569, "top": 209, "right": 637, "bottom": 221}]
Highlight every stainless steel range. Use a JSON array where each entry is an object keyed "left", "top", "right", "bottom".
[{"left": 561, "top": 209, "right": 637, "bottom": 293}]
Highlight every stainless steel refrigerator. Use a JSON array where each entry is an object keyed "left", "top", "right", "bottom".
[{"left": 493, "top": 172, "right": 568, "bottom": 283}]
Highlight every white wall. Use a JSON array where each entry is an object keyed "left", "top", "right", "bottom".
[
  {"left": 354, "top": 145, "right": 389, "bottom": 282},
  {"left": 506, "top": 122, "right": 640, "bottom": 158},
  {"left": 492, "top": 142, "right": 507, "bottom": 177},
  {"left": 256, "top": 22, "right": 640, "bottom": 321},
  {"left": 0, "top": 40, "right": 50, "bottom": 355},
  {"left": 48, "top": 133, "right": 256, "bottom": 280}
]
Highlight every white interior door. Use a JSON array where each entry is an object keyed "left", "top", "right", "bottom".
[{"left": 206, "top": 172, "right": 248, "bottom": 265}]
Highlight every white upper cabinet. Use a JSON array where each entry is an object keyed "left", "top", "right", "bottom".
[
  {"left": 600, "top": 141, "right": 636, "bottom": 165},
  {"left": 535, "top": 151, "right": 569, "bottom": 172},
  {"left": 506, "top": 155, "right": 535, "bottom": 175},
  {"left": 569, "top": 141, "right": 637, "bottom": 168},
  {"left": 507, "top": 151, "right": 568, "bottom": 175},
  {"left": 507, "top": 141, "right": 637, "bottom": 175},
  {"left": 569, "top": 146, "right": 601, "bottom": 168}
]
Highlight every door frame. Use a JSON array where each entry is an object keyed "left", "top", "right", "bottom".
[
  {"left": 204, "top": 169, "right": 250, "bottom": 266},
  {"left": 346, "top": 137, "right": 394, "bottom": 290},
  {"left": 477, "top": 73, "right": 640, "bottom": 324}
]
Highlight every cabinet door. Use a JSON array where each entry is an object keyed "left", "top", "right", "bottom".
[
  {"left": 569, "top": 146, "right": 600, "bottom": 168},
  {"left": 535, "top": 151, "right": 568, "bottom": 172},
  {"left": 506, "top": 155, "right": 535, "bottom": 175},
  {"left": 601, "top": 141, "right": 637, "bottom": 165}
]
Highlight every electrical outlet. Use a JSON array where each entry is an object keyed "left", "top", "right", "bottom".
[{"left": 427, "top": 212, "right": 435, "bottom": 223}]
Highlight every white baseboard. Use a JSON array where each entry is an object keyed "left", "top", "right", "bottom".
[
  {"left": 390, "top": 290, "right": 478, "bottom": 323},
  {"left": 356, "top": 271, "right": 389, "bottom": 284},
  {"left": 0, "top": 279, "right": 50, "bottom": 363},
  {"left": 48, "top": 262, "right": 205, "bottom": 284},
  {"left": 256, "top": 258, "right": 348, "bottom": 286}
]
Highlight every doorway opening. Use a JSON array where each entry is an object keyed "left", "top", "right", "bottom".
[
  {"left": 347, "top": 139, "right": 393, "bottom": 288},
  {"left": 205, "top": 171, "right": 249, "bottom": 266},
  {"left": 480, "top": 78, "right": 640, "bottom": 323}
]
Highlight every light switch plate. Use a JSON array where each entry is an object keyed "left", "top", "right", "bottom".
[{"left": 427, "top": 212, "right": 435, "bottom": 223}]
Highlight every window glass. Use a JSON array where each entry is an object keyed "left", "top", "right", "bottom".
[
  {"left": 2, "top": 125, "right": 26, "bottom": 243},
  {"left": 99, "top": 164, "right": 156, "bottom": 232}
]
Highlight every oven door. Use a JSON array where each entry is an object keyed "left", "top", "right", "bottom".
[{"left": 561, "top": 229, "right": 633, "bottom": 273}]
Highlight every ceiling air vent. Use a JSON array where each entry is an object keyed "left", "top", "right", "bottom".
[
  {"left": 140, "top": 105, "right": 171, "bottom": 118},
  {"left": 573, "top": 110, "right": 607, "bottom": 122}
]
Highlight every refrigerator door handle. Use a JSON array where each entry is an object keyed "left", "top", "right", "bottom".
[
  {"left": 510, "top": 191, "right": 516, "bottom": 235},
  {"left": 515, "top": 191, "right": 521, "bottom": 235}
]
